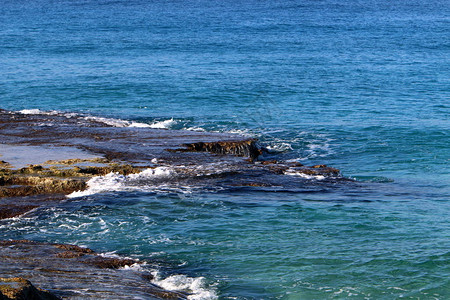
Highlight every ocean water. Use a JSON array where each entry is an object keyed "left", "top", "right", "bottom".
[{"left": 1, "top": 0, "right": 449, "bottom": 299}]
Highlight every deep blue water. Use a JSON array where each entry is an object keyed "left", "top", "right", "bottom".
[{"left": 1, "top": 0, "right": 449, "bottom": 299}]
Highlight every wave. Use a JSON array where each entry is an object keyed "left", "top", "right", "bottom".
[
  {"left": 67, "top": 167, "right": 175, "bottom": 198},
  {"left": 151, "top": 271, "right": 218, "bottom": 300},
  {"left": 304, "top": 135, "right": 334, "bottom": 159},
  {"left": 19, "top": 109, "right": 58, "bottom": 115},
  {"left": 83, "top": 115, "right": 152, "bottom": 128},
  {"left": 265, "top": 142, "right": 293, "bottom": 153},
  {"left": 284, "top": 170, "right": 326, "bottom": 180},
  {"left": 17, "top": 109, "right": 177, "bottom": 129},
  {"left": 148, "top": 118, "right": 177, "bottom": 129},
  {"left": 116, "top": 255, "right": 218, "bottom": 299},
  {"left": 185, "top": 126, "right": 206, "bottom": 132}
]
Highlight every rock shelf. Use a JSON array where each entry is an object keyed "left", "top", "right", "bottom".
[
  {"left": 0, "top": 240, "right": 187, "bottom": 299},
  {"left": 0, "top": 109, "right": 345, "bottom": 299}
]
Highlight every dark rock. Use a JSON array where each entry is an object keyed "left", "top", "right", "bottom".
[
  {"left": 0, "top": 240, "right": 189, "bottom": 299},
  {"left": 53, "top": 244, "right": 95, "bottom": 254},
  {"left": 0, "top": 277, "right": 61, "bottom": 300},
  {"left": 0, "top": 109, "right": 347, "bottom": 220},
  {"left": 0, "top": 205, "right": 38, "bottom": 220},
  {"left": 172, "top": 139, "right": 262, "bottom": 160},
  {"left": 85, "top": 256, "right": 138, "bottom": 269},
  {"left": 141, "top": 274, "right": 155, "bottom": 281}
]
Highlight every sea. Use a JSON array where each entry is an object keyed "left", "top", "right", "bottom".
[{"left": 0, "top": 0, "right": 449, "bottom": 299}]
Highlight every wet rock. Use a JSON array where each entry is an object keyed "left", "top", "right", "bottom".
[
  {"left": 260, "top": 160, "right": 278, "bottom": 165},
  {"left": 312, "top": 164, "right": 327, "bottom": 168},
  {"left": 0, "top": 277, "right": 60, "bottom": 300},
  {"left": 0, "top": 109, "right": 347, "bottom": 209},
  {"left": 0, "top": 205, "right": 38, "bottom": 220},
  {"left": 0, "top": 161, "right": 148, "bottom": 217},
  {"left": 233, "top": 182, "right": 272, "bottom": 187},
  {"left": 85, "top": 256, "right": 138, "bottom": 269},
  {"left": 0, "top": 178, "right": 87, "bottom": 198},
  {"left": 0, "top": 240, "right": 189, "bottom": 299},
  {"left": 171, "top": 139, "right": 262, "bottom": 160},
  {"left": 53, "top": 244, "right": 95, "bottom": 254},
  {"left": 287, "top": 166, "right": 340, "bottom": 176},
  {"left": 141, "top": 274, "right": 155, "bottom": 281}
]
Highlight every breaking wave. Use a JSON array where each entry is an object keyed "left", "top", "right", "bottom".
[
  {"left": 151, "top": 271, "right": 218, "bottom": 300},
  {"left": 67, "top": 167, "right": 175, "bottom": 198},
  {"left": 17, "top": 109, "right": 176, "bottom": 129}
]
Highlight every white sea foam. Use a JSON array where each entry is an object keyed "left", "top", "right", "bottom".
[
  {"left": 185, "top": 126, "right": 206, "bottom": 132},
  {"left": 67, "top": 167, "right": 175, "bottom": 198},
  {"left": 19, "top": 109, "right": 43, "bottom": 114},
  {"left": 226, "top": 128, "right": 252, "bottom": 136},
  {"left": 85, "top": 116, "right": 176, "bottom": 129},
  {"left": 305, "top": 135, "right": 334, "bottom": 158},
  {"left": 151, "top": 271, "right": 218, "bottom": 300},
  {"left": 284, "top": 169, "right": 326, "bottom": 180},
  {"left": 120, "top": 263, "right": 148, "bottom": 272},
  {"left": 148, "top": 118, "right": 177, "bottom": 129},
  {"left": 16, "top": 108, "right": 177, "bottom": 129},
  {"left": 18, "top": 109, "right": 60, "bottom": 115},
  {"left": 83, "top": 116, "right": 152, "bottom": 128},
  {"left": 266, "top": 142, "right": 293, "bottom": 153}
]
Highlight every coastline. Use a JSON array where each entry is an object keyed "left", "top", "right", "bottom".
[{"left": 0, "top": 109, "right": 342, "bottom": 299}]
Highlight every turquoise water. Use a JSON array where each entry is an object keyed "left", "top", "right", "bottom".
[{"left": 1, "top": 0, "right": 449, "bottom": 298}]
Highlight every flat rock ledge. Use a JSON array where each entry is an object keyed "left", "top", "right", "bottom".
[
  {"left": 0, "top": 160, "right": 147, "bottom": 219},
  {"left": 0, "top": 109, "right": 345, "bottom": 298},
  {"left": 0, "top": 108, "right": 343, "bottom": 220},
  {"left": 0, "top": 240, "right": 187, "bottom": 299}
]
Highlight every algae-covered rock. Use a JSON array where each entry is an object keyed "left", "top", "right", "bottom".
[
  {"left": 0, "top": 277, "right": 60, "bottom": 300},
  {"left": 0, "top": 161, "right": 147, "bottom": 219}
]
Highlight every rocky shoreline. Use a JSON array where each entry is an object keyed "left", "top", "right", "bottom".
[
  {"left": 0, "top": 109, "right": 343, "bottom": 299},
  {"left": 0, "top": 240, "right": 187, "bottom": 299}
]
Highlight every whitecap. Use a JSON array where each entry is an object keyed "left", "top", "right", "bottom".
[
  {"left": 185, "top": 126, "right": 206, "bottom": 132},
  {"left": 148, "top": 118, "right": 177, "bottom": 129},
  {"left": 151, "top": 271, "right": 218, "bottom": 300},
  {"left": 226, "top": 129, "right": 252, "bottom": 136},
  {"left": 83, "top": 116, "right": 152, "bottom": 128},
  {"left": 284, "top": 170, "right": 326, "bottom": 180},
  {"left": 18, "top": 109, "right": 60, "bottom": 115},
  {"left": 265, "top": 142, "right": 293, "bottom": 153},
  {"left": 67, "top": 167, "right": 175, "bottom": 198},
  {"left": 305, "top": 135, "right": 334, "bottom": 158},
  {"left": 18, "top": 109, "right": 43, "bottom": 114},
  {"left": 16, "top": 108, "right": 158, "bottom": 128}
]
